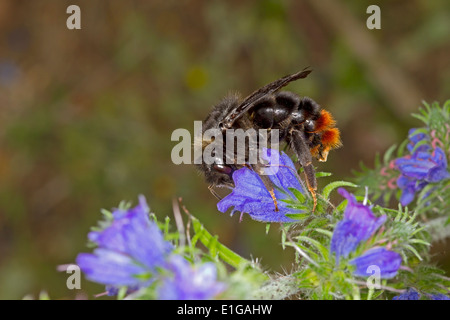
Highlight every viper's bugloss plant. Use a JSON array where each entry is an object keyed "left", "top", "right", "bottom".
[
  {"left": 76, "top": 196, "right": 226, "bottom": 299},
  {"left": 76, "top": 196, "right": 174, "bottom": 292},
  {"left": 330, "top": 188, "right": 402, "bottom": 279},
  {"left": 69, "top": 101, "right": 450, "bottom": 300},
  {"left": 330, "top": 188, "right": 387, "bottom": 261},
  {"left": 395, "top": 132, "right": 449, "bottom": 206}
]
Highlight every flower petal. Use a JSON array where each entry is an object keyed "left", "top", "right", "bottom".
[
  {"left": 399, "top": 185, "right": 416, "bottom": 206},
  {"left": 330, "top": 220, "right": 364, "bottom": 259},
  {"left": 88, "top": 210, "right": 173, "bottom": 270},
  {"left": 393, "top": 288, "right": 421, "bottom": 300},
  {"left": 260, "top": 148, "right": 304, "bottom": 196},
  {"left": 430, "top": 294, "right": 450, "bottom": 300},
  {"left": 338, "top": 188, "right": 386, "bottom": 229},
  {"left": 217, "top": 149, "right": 305, "bottom": 223},
  {"left": 331, "top": 189, "right": 386, "bottom": 261},
  {"left": 158, "top": 256, "right": 226, "bottom": 300},
  {"left": 76, "top": 250, "right": 151, "bottom": 287},
  {"left": 350, "top": 247, "right": 402, "bottom": 279},
  {"left": 427, "top": 166, "right": 450, "bottom": 183},
  {"left": 77, "top": 196, "right": 174, "bottom": 291}
]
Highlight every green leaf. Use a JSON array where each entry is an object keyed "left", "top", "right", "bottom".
[
  {"left": 374, "top": 152, "right": 381, "bottom": 169},
  {"left": 281, "top": 228, "right": 287, "bottom": 250},
  {"left": 411, "top": 113, "right": 428, "bottom": 124},
  {"left": 100, "top": 208, "right": 112, "bottom": 219},
  {"left": 409, "top": 239, "right": 430, "bottom": 246},
  {"left": 382, "top": 191, "right": 392, "bottom": 205},
  {"left": 117, "top": 287, "right": 128, "bottom": 300},
  {"left": 190, "top": 215, "right": 250, "bottom": 268},
  {"left": 336, "top": 199, "right": 348, "bottom": 212},
  {"left": 285, "top": 242, "right": 320, "bottom": 263},
  {"left": 285, "top": 213, "right": 310, "bottom": 220},
  {"left": 410, "top": 226, "right": 426, "bottom": 236},
  {"left": 164, "top": 216, "right": 171, "bottom": 235},
  {"left": 316, "top": 172, "right": 332, "bottom": 178},
  {"left": 314, "top": 228, "right": 333, "bottom": 238},
  {"left": 400, "top": 206, "right": 409, "bottom": 223},
  {"left": 304, "top": 217, "right": 329, "bottom": 230},
  {"left": 393, "top": 207, "right": 403, "bottom": 222},
  {"left": 288, "top": 187, "right": 305, "bottom": 202},
  {"left": 285, "top": 204, "right": 309, "bottom": 211},
  {"left": 404, "top": 244, "right": 423, "bottom": 261},
  {"left": 368, "top": 287, "right": 384, "bottom": 300},
  {"left": 296, "top": 235, "right": 330, "bottom": 261},
  {"left": 397, "top": 138, "right": 409, "bottom": 158},
  {"left": 383, "top": 144, "right": 397, "bottom": 165},
  {"left": 322, "top": 181, "right": 358, "bottom": 200},
  {"left": 279, "top": 198, "right": 295, "bottom": 204},
  {"left": 421, "top": 101, "right": 431, "bottom": 113}
]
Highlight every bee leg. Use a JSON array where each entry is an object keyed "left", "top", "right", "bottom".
[
  {"left": 251, "top": 164, "right": 279, "bottom": 212},
  {"left": 290, "top": 129, "right": 318, "bottom": 212},
  {"left": 268, "top": 187, "right": 280, "bottom": 212},
  {"left": 208, "top": 185, "right": 223, "bottom": 200}
]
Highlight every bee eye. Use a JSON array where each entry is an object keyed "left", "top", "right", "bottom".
[
  {"left": 304, "top": 120, "right": 315, "bottom": 132},
  {"left": 213, "top": 164, "right": 233, "bottom": 175},
  {"left": 292, "top": 110, "right": 305, "bottom": 124}
]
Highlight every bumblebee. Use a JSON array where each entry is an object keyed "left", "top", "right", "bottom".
[{"left": 196, "top": 68, "right": 342, "bottom": 211}]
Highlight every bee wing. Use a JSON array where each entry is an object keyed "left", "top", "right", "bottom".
[{"left": 220, "top": 67, "right": 312, "bottom": 129}]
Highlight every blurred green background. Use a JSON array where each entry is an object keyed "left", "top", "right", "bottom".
[{"left": 0, "top": 0, "right": 449, "bottom": 299}]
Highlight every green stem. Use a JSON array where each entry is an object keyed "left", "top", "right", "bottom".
[
  {"left": 190, "top": 215, "right": 251, "bottom": 268},
  {"left": 352, "top": 285, "right": 361, "bottom": 300}
]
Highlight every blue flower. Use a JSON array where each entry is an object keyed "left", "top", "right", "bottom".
[
  {"left": 396, "top": 175, "right": 427, "bottom": 207},
  {"left": 76, "top": 196, "right": 174, "bottom": 291},
  {"left": 331, "top": 188, "right": 402, "bottom": 279},
  {"left": 430, "top": 293, "right": 450, "bottom": 300},
  {"left": 396, "top": 148, "right": 449, "bottom": 182},
  {"left": 330, "top": 188, "right": 386, "bottom": 260},
  {"left": 395, "top": 129, "right": 450, "bottom": 206},
  {"left": 406, "top": 129, "right": 430, "bottom": 153},
  {"left": 157, "top": 256, "right": 226, "bottom": 300},
  {"left": 392, "top": 289, "right": 450, "bottom": 300},
  {"left": 350, "top": 247, "right": 402, "bottom": 279},
  {"left": 393, "top": 288, "right": 421, "bottom": 300},
  {"left": 217, "top": 148, "right": 305, "bottom": 223}
]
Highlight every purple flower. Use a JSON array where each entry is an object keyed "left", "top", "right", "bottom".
[
  {"left": 217, "top": 148, "right": 305, "bottom": 223},
  {"left": 430, "top": 294, "right": 450, "bottom": 300},
  {"left": 350, "top": 247, "right": 402, "bottom": 279},
  {"left": 395, "top": 148, "right": 449, "bottom": 182},
  {"left": 158, "top": 256, "right": 226, "bottom": 300},
  {"left": 406, "top": 129, "right": 430, "bottom": 153},
  {"left": 395, "top": 128, "right": 450, "bottom": 206},
  {"left": 76, "top": 196, "right": 174, "bottom": 292},
  {"left": 393, "top": 288, "right": 421, "bottom": 300},
  {"left": 393, "top": 289, "right": 450, "bottom": 300},
  {"left": 330, "top": 188, "right": 386, "bottom": 260},
  {"left": 331, "top": 188, "right": 402, "bottom": 278},
  {"left": 396, "top": 175, "right": 427, "bottom": 207}
]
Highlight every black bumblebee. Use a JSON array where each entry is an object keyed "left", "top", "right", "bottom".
[{"left": 196, "top": 68, "right": 342, "bottom": 211}]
